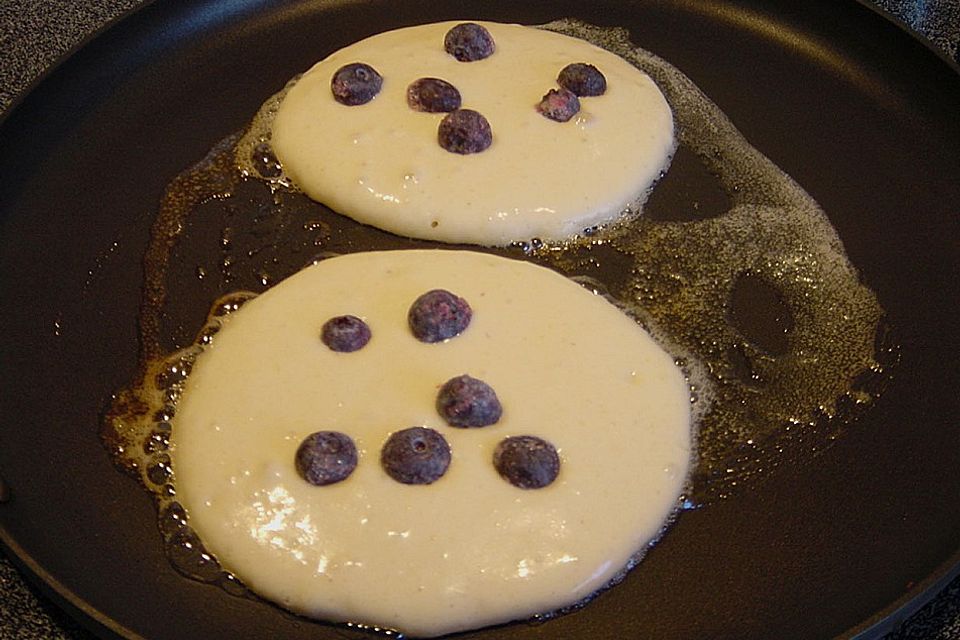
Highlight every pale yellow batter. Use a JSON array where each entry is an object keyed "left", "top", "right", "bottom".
[
  {"left": 170, "top": 250, "right": 692, "bottom": 637},
  {"left": 271, "top": 21, "right": 674, "bottom": 245}
]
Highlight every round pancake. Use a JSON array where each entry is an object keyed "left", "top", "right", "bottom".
[
  {"left": 271, "top": 21, "right": 674, "bottom": 245},
  {"left": 170, "top": 250, "right": 692, "bottom": 637}
]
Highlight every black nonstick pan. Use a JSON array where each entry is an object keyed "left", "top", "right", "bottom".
[{"left": 1, "top": 1, "right": 959, "bottom": 638}]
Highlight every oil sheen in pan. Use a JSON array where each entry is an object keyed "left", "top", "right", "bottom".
[{"left": 102, "top": 18, "right": 897, "bottom": 631}]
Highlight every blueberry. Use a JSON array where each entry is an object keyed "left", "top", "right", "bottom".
[
  {"left": 295, "top": 431, "right": 358, "bottom": 486},
  {"left": 408, "top": 289, "right": 472, "bottom": 342},
  {"left": 557, "top": 63, "right": 607, "bottom": 97},
  {"left": 321, "top": 315, "right": 371, "bottom": 352},
  {"left": 331, "top": 62, "right": 383, "bottom": 106},
  {"left": 436, "top": 375, "right": 502, "bottom": 428},
  {"left": 537, "top": 88, "right": 580, "bottom": 123},
  {"left": 493, "top": 436, "right": 560, "bottom": 489},
  {"left": 381, "top": 427, "right": 451, "bottom": 484},
  {"left": 443, "top": 23, "right": 495, "bottom": 62},
  {"left": 407, "top": 77, "right": 462, "bottom": 113},
  {"left": 438, "top": 109, "right": 493, "bottom": 154},
  {"left": 250, "top": 142, "right": 282, "bottom": 178}
]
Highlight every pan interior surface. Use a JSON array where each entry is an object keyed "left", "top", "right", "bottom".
[{"left": 0, "top": 1, "right": 958, "bottom": 639}]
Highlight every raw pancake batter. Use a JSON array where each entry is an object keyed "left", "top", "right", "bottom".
[
  {"left": 271, "top": 21, "right": 674, "bottom": 245},
  {"left": 170, "top": 250, "right": 692, "bottom": 637}
]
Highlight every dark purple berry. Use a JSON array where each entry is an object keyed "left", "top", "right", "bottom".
[
  {"left": 557, "top": 63, "right": 607, "bottom": 97},
  {"left": 443, "top": 23, "right": 495, "bottom": 62},
  {"left": 407, "top": 77, "right": 462, "bottom": 113},
  {"left": 438, "top": 109, "right": 492, "bottom": 154},
  {"left": 321, "top": 315, "right": 371, "bottom": 352},
  {"left": 493, "top": 436, "right": 560, "bottom": 489},
  {"left": 295, "top": 431, "right": 358, "bottom": 486},
  {"left": 408, "top": 289, "right": 472, "bottom": 342},
  {"left": 331, "top": 62, "right": 383, "bottom": 106},
  {"left": 436, "top": 375, "right": 502, "bottom": 428},
  {"left": 537, "top": 88, "right": 580, "bottom": 123},
  {"left": 381, "top": 427, "right": 451, "bottom": 485},
  {"left": 250, "top": 142, "right": 282, "bottom": 178}
]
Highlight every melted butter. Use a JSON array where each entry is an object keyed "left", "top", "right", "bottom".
[{"left": 530, "top": 20, "right": 896, "bottom": 497}]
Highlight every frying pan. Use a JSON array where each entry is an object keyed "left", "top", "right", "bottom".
[{"left": 1, "top": 0, "right": 959, "bottom": 638}]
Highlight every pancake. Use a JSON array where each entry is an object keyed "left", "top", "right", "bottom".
[
  {"left": 169, "top": 249, "right": 692, "bottom": 637},
  {"left": 271, "top": 21, "right": 674, "bottom": 245}
]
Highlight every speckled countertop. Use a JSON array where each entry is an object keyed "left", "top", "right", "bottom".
[{"left": 0, "top": 1, "right": 958, "bottom": 638}]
